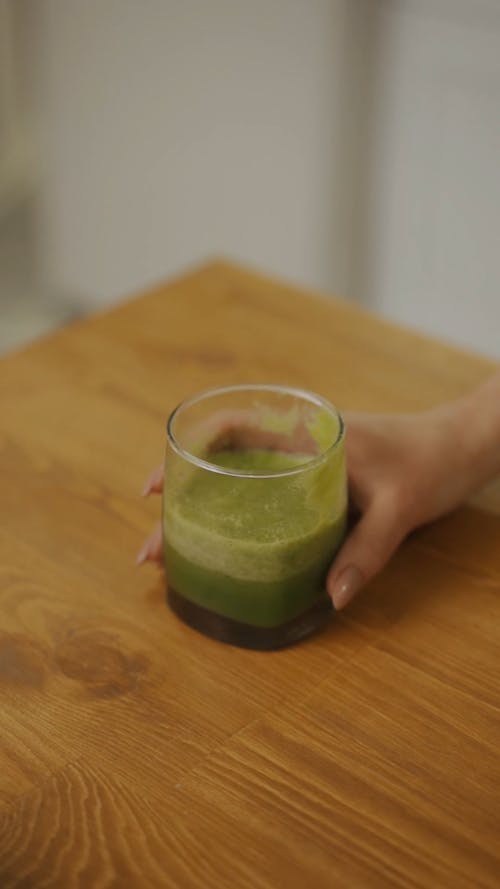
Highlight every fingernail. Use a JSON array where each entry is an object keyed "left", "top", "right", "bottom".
[
  {"left": 135, "top": 543, "right": 149, "bottom": 565},
  {"left": 330, "top": 565, "right": 363, "bottom": 610},
  {"left": 142, "top": 466, "right": 164, "bottom": 496},
  {"left": 141, "top": 474, "right": 155, "bottom": 497}
]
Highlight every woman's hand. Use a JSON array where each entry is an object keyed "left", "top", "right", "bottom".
[
  {"left": 136, "top": 466, "right": 164, "bottom": 566},
  {"left": 327, "top": 374, "right": 500, "bottom": 608},
  {"left": 138, "top": 373, "right": 500, "bottom": 611},
  {"left": 327, "top": 408, "right": 471, "bottom": 608}
]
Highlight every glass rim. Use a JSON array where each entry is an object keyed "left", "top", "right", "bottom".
[{"left": 166, "top": 384, "right": 344, "bottom": 479}]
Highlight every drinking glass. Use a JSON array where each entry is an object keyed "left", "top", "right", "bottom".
[{"left": 163, "top": 384, "right": 346, "bottom": 649}]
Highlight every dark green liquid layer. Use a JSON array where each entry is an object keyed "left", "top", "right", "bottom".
[{"left": 164, "top": 539, "right": 338, "bottom": 628}]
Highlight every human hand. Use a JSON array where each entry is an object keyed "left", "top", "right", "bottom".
[
  {"left": 138, "top": 374, "right": 500, "bottom": 610},
  {"left": 136, "top": 408, "right": 464, "bottom": 594},
  {"left": 328, "top": 373, "right": 500, "bottom": 609},
  {"left": 326, "top": 409, "right": 469, "bottom": 608}
]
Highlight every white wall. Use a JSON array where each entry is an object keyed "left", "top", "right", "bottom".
[
  {"left": 37, "top": 0, "right": 365, "bottom": 305},
  {"left": 0, "top": 0, "right": 37, "bottom": 216},
  {"left": 35, "top": 0, "right": 500, "bottom": 358},
  {"left": 356, "top": 0, "right": 500, "bottom": 358}
]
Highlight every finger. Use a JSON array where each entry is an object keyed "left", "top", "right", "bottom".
[
  {"left": 142, "top": 465, "right": 164, "bottom": 496},
  {"left": 136, "top": 523, "right": 163, "bottom": 565},
  {"left": 327, "top": 498, "right": 404, "bottom": 610}
]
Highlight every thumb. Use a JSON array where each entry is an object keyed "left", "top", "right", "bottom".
[{"left": 327, "top": 498, "right": 403, "bottom": 610}]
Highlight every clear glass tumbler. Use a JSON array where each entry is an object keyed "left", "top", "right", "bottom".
[{"left": 163, "top": 384, "right": 346, "bottom": 649}]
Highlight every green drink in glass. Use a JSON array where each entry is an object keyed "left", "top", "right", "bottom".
[{"left": 163, "top": 385, "right": 347, "bottom": 649}]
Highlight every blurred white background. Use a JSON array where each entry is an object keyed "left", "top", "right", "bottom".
[{"left": 1, "top": 0, "right": 499, "bottom": 356}]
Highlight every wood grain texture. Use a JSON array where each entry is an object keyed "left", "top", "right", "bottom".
[{"left": 0, "top": 260, "right": 499, "bottom": 888}]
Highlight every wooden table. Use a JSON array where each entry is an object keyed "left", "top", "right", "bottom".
[{"left": 1, "top": 261, "right": 499, "bottom": 888}]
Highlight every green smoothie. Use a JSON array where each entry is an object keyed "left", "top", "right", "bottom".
[{"left": 163, "top": 446, "right": 346, "bottom": 629}]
